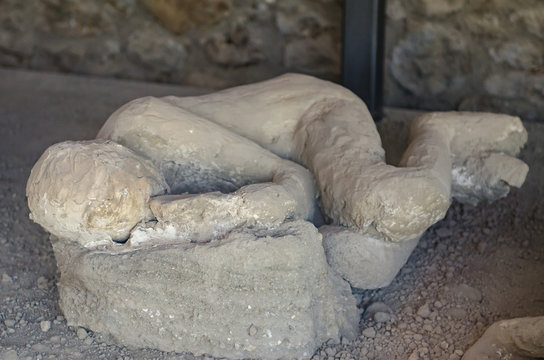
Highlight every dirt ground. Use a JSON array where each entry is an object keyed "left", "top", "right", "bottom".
[{"left": 1, "top": 68, "right": 543, "bottom": 360}]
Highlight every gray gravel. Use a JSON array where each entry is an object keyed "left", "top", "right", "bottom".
[{"left": 1, "top": 68, "right": 543, "bottom": 360}]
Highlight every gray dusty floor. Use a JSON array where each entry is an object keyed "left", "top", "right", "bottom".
[{"left": 1, "top": 68, "right": 543, "bottom": 360}]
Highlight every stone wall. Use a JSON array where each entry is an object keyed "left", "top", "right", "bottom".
[
  {"left": 386, "top": 0, "right": 544, "bottom": 121},
  {"left": 0, "top": 0, "right": 342, "bottom": 88},
  {"left": 0, "top": 0, "right": 542, "bottom": 121}
]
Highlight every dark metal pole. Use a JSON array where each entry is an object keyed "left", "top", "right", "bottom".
[{"left": 342, "top": 0, "right": 386, "bottom": 120}]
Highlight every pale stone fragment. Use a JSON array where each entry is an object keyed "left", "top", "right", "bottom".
[
  {"left": 462, "top": 316, "right": 544, "bottom": 360},
  {"left": 53, "top": 221, "right": 359, "bottom": 359},
  {"left": 320, "top": 226, "right": 419, "bottom": 289},
  {"left": 408, "top": 112, "right": 528, "bottom": 205},
  {"left": 26, "top": 140, "right": 169, "bottom": 247},
  {"left": 40, "top": 320, "right": 51, "bottom": 332}
]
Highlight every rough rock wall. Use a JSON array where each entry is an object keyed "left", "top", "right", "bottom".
[
  {"left": 0, "top": 0, "right": 542, "bottom": 120},
  {"left": 0, "top": 0, "right": 342, "bottom": 88},
  {"left": 386, "top": 0, "right": 544, "bottom": 121}
]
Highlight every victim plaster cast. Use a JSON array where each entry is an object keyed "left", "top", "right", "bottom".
[{"left": 26, "top": 73, "right": 529, "bottom": 358}]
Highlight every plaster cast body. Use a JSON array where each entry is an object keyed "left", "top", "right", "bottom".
[
  {"left": 97, "top": 73, "right": 528, "bottom": 287},
  {"left": 26, "top": 74, "right": 530, "bottom": 359},
  {"left": 97, "top": 96, "right": 317, "bottom": 246}
]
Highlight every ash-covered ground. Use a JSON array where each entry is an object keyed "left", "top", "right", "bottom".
[{"left": 1, "top": 68, "right": 542, "bottom": 360}]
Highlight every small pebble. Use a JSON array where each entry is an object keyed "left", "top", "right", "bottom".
[
  {"left": 84, "top": 336, "right": 93, "bottom": 345},
  {"left": 247, "top": 324, "right": 257, "bottom": 337},
  {"left": 4, "top": 319, "right": 16, "bottom": 327},
  {"left": 452, "top": 284, "right": 482, "bottom": 302},
  {"left": 477, "top": 241, "right": 487, "bottom": 254},
  {"left": 32, "top": 343, "right": 49, "bottom": 352},
  {"left": 364, "top": 302, "right": 392, "bottom": 320},
  {"left": 362, "top": 327, "right": 376, "bottom": 338},
  {"left": 77, "top": 327, "right": 88, "bottom": 340},
  {"left": 50, "top": 335, "right": 60, "bottom": 342},
  {"left": 36, "top": 276, "right": 48, "bottom": 290},
  {"left": 416, "top": 303, "right": 431, "bottom": 318},
  {"left": 448, "top": 308, "right": 467, "bottom": 319},
  {"left": 3, "top": 349, "right": 18, "bottom": 360},
  {"left": 422, "top": 324, "right": 433, "bottom": 332},
  {"left": 436, "top": 228, "right": 452, "bottom": 238},
  {"left": 40, "top": 320, "right": 51, "bottom": 332},
  {"left": 2, "top": 273, "right": 12, "bottom": 284},
  {"left": 374, "top": 311, "right": 391, "bottom": 323}
]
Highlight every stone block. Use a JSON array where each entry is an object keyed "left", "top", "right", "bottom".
[
  {"left": 510, "top": 6, "right": 544, "bottom": 40},
  {"left": 489, "top": 41, "right": 543, "bottom": 71},
  {"left": 53, "top": 220, "right": 359, "bottom": 359},
  {"left": 204, "top": 25, "right": 264, "bottom": 67}
]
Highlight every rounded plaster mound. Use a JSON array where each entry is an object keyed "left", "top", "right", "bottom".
[
  {"left": 53, "top": 220, "right": 359, "bottom": 360},
  {"left": 462, "top": 316, "right": 544, "bottom": 360},
  {"left": 26, "top": 140, "right": 169, "bottom": 247},
  {"left": 320, "top": 226, "right": 420, "bottom": 289}
]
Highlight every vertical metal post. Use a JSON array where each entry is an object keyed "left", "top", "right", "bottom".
[{"left": 342, "top": 0, "right": 386, "bottom": 120}]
